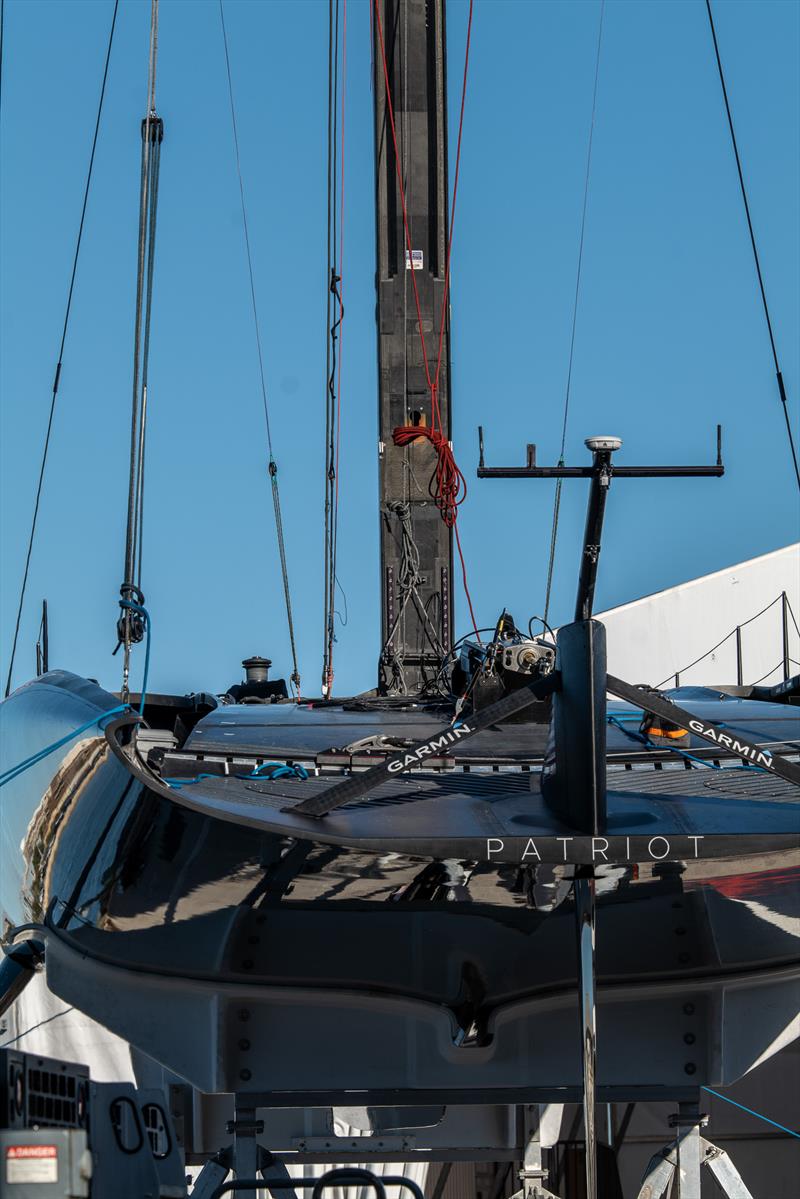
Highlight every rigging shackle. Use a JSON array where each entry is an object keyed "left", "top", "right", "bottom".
[
  {"left": 115, "top": 585, "right": 146, "bottom": 654},
  {"left": 141, "top": 113, "right": 164, "bottom": 146},
  {"left": 114, "top": 585, "right": 146, "bottom": 701}
]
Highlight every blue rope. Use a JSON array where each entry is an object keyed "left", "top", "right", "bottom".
[
  {"left": 1, "top": 602, "right": 154, "bottom": 789},
  {"left": 608, "top": 709, "right": 768, "bottom": 773},
  {"left": 248, "top": 761, "right": 308, "bottom": 780},
  {"left": 163, "top": 774, "right": 218, "bottom": 787},
  {"left": 119, "top": 599, "right": 151, "bottom": 715},
  {"left": 702, "top": 1086, "right": 800, "bottom": 1139},
  {"left": 608, "top": 714, "right": 721, "bottom": 770},
  {"left": 0, "top": 704, "right": 130, "bottom": 790},
  {"left": 165, "top": 761, "right": 309, "bottom": 789}
]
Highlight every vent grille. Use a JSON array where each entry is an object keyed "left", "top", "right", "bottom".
[{"left": 26, "top": 1066, "right": 85, "bottom": 1128}]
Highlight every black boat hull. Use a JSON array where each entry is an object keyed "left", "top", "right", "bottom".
[{"left": 2, "top": 672, "right": 798, "bottom": 1097}]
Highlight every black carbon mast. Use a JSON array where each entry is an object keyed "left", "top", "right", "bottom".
[{"left": 372, "top": 0, "right": 454, "bottom": 696}]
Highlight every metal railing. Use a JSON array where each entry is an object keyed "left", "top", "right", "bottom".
[{"left": 658, "top": 592, "right": 799, "bottom": 689}]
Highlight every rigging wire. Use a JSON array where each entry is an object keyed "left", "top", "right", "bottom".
[
  {"left": 705, "top": 0, "right": 799, "bottom": 492},
  {"left": 322, "top": 0, "right": 347, "bottom": 696},
  {"left": 322, "top": 0, "right": 338, "bottom": 695},
  {"left": 117, "top": 0, "right": 162, "bottom": 698},
  {"left": 1, "top": 1009, "right": 76, "bottom": 1051},
  {"left": 0, "top": 703, "right": 130, "bottom": 789},
  {"left": 133, "top": 114, "right": 162, "bottom": 595},
  {"left": 372, "top": 0, "right": 481, "bottom": 640},
  {"left": 332, "top": 0, "right": 347, "bottom": 631},
  {"left": 219, "top": 0, "right": 301, "bottom": 696},
  {"left": 543, "top": 0, "right": 605, "bottom": 629},
  {"left": 4, "top": 0, "right": 119, "bottom": 698},
  {"left": 321, "top": 0, "right": 336, "bottom": 695},
  {"left": 327, "top": 0, "right": 348, "bottom": 690},
  {"left": 0, "top": 0, "right": 5, "bottom": 122},
  {"left": 701, "top": 1086, "right": 800, "bottom": 1141}
]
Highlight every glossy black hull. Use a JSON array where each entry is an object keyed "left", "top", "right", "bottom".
[{"left": 2, "top": 672, "right": 799, "bottom": 1096}]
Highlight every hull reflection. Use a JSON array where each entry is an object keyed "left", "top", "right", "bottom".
[{"left": 2, "top": 672, "right": 798, "bottom": 1096}]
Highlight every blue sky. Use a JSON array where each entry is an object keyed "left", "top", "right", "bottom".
[{"left": 1, "top": 0, "right": 798, "bottom": 699}]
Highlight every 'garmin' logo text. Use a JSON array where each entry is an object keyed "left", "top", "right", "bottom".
[
  {"left": 687, "top": 720, "right": 773, "bottom": 768},
  {"left": 387, "top": 723, "right": 474, "bottom": 773}
]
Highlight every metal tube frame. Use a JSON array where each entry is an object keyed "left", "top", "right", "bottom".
[
  {"left": 475, "top": 427, "right": 724, "bottom": 1199},
  {"left": 575, "top": 875, "right": 598, "bottom": 1199}
]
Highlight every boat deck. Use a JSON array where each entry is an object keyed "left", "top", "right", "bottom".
[{"left": 154, "top": 755, "right": 800, "bottom": 863}]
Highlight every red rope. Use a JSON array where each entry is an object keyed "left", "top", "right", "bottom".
[
  {"left": 374, "top": 0, "right": 481, "bottom": 638},
  {"left": 391, "top": 426, "right": 466, "bottom": 527}
]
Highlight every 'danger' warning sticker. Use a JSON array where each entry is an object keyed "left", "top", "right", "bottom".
[{"left": 5, "top": 1144, "right": 59, "bottom": 1183}]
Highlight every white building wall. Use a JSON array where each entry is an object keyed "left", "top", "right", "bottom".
[{"left": 595, "top": 543, "right": 800, "bottom": 688}]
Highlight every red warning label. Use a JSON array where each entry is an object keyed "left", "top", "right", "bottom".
[{"left": 5, "top": 1144, "right": 58, "bottom": 1183}]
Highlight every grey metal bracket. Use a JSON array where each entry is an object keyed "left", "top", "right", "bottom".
[
  {"left": 511, "top": 1175, "right": 561, "bottom": 1199},
  {"left": 259, "top": 1153, "right": 299, "bottom": 1199},
  {"left": 702, "top": 1143, "right": 758, "bottom": 1196},
  {"left": 230, "top": 1102, "right": 260, "bottom": 1199},
  {"left": 509, "top": 1105, "right": 563, "bottom": 1199},
  {"left": 637, "top": 1131, "right": 755, "bottom": 1199},
  {"left": 191, "top": 1142, "right": 298, "bottom": 1199},
  {"left": 190, "top": 1152, "right": 232, "bottom": 1199}
]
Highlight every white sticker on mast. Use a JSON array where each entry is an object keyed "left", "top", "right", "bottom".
[{"left": 405, "top": 249, "right": 423, "bottom": 270}]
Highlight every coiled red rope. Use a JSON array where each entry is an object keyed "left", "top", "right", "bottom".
[
  {"left": 374, "top": 0, "right": 481, "bottom": 639},
  {"left": 391, "top": 424, "right": 466, "bottom": 528}
]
